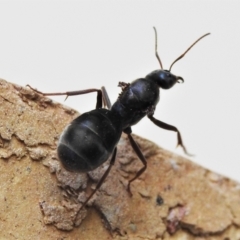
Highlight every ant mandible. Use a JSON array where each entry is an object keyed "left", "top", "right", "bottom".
[{"left": 30, "top": 28, "right": 210, "bottom": 210}]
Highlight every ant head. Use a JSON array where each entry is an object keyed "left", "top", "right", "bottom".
[
  {"left": 149, "top": 27, "right": 210, "bottom": 90},
  {"left": 146, "top": 69, "right": 183, "bottom": 89}
]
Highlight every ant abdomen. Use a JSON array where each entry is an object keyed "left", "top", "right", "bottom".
[{"left": 57, "top": 109, "right": 122, "bottom": 172}]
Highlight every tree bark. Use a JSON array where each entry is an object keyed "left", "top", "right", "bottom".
[{"left": 1, "top": 78, "right": 240, "bottom": 239}]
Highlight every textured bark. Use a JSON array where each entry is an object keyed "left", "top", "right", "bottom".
[{"left": 1, "top": 78, "right": 240, "bottom": 240}]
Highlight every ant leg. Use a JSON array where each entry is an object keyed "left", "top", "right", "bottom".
[
  {"left": 124, "top": 127, "right": 147, "bottom": 196},
  {"left": 77, "top": 148, "right": 117, "bottom": 212},
  {"left": 101, "top": 86, "right": 112, "bottom": 109},
  {"left": 26, "top": 85, "right": 103, "bottom": 109},
  {"left": 148, "top": 114, "right": 192, "bottom": 156}
]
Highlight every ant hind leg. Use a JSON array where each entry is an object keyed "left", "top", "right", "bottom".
[
  {"left": 101, "top": 86, "right": 112, "bottom": 109},
  {"left": 26, "top": 85, "right": 103, "bottom": 109}
]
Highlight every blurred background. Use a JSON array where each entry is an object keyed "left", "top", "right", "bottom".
[{"left": 0, "top": 1, "right": 239, "bottom": 182}]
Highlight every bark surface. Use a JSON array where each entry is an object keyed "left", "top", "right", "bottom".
[{"left": 1, "top": 79, "right": 240, "bottom": 240}]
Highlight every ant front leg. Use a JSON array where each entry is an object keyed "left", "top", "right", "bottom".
[
  {"left": 148, "top": 114, "right": 192, "bottom": 156},
  {"left": 123, "top": 127, "right": 147, "bottom": 196},
  {"left": 27, "top": 85, "right": 103, "bottom": 109}
]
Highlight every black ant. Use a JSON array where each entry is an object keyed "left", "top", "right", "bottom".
[{"left": 29, "top": 28, "right": 209, "bottom": 211}]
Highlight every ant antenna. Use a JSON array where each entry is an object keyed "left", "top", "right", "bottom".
[
  {"left": 153, "top": 27, "right": 163, "bottom": 69},
  {"left": 169, "top": 32, "right": 210, "bottom": 72}
]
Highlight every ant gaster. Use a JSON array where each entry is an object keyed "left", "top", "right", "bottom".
[{"left": 29, "top": 28, "right": 210, "bottom": 211}]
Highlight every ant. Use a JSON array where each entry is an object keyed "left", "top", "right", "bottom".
[{"left": 29, "top": 28, "right": 209, "bottom": 211}]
